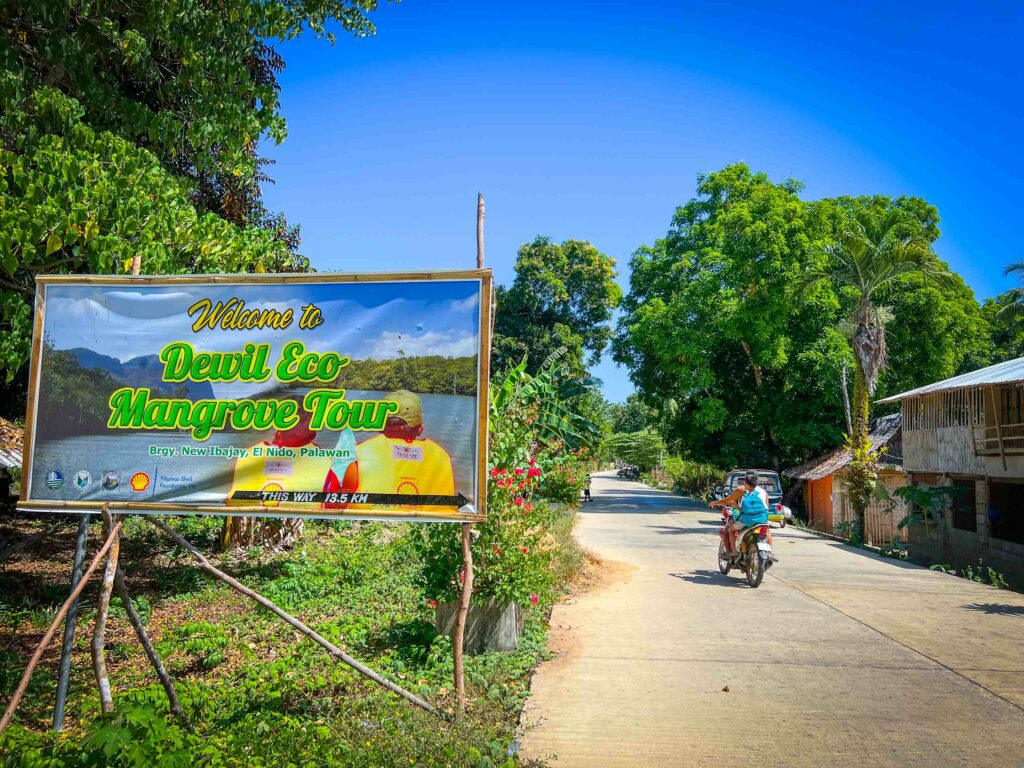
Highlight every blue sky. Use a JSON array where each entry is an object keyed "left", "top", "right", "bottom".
[
  {"left": 46, "top": 280, "right": 481, "bottom": 397},
  {"left": 260, "top": 1, "right": 1024, "bottom": 402}
]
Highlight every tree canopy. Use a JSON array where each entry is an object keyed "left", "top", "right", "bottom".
[
  {"left": 613, "top": 164, "right": 994, "bottom": 470},
  {"left": 493, "top": 236, "right": 621, "bottom": 376},
  {"left": 0, "top": 0, "right": 381, "bottom": 400}
]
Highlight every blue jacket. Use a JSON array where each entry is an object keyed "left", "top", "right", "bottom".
[{"left": 733, "top": 490, "right": 769, "bottom": 527}]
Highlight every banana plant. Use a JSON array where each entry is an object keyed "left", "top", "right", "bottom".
[{"left": 489, "top": 348, "right": 599, "bottom": 467}]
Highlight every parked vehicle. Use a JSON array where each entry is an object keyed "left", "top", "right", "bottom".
[
  {"left": 717, "top": 508, "right": 773, "bottom": 588},
  {"left": 711, "top": 469, "right": 792, "bottom": 527}
]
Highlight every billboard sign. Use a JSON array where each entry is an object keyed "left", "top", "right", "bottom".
[{"left": 20, "top": 271, "right": 491, "bottom": 522}]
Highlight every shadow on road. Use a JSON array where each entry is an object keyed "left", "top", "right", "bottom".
[
  {"left": 963, "top": 602, "right": 1024, "bottom": 617},
  {"left": 669, "top": 570, "right": 749, "bottom": 588},
  {"left": 647, "top": 525, "right": 718, "bottom": 536}
]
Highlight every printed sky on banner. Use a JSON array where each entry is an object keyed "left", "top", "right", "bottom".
[{"left": 45, "top": 282, "right": 481, "bottom": 399}]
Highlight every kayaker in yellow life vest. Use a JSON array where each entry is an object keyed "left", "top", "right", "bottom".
[
  {"left": 324, "top": 389, "right": 456, "bottom": 511},
  {"left": 227, "top": 397, "right": 332, "bottom": 510}
]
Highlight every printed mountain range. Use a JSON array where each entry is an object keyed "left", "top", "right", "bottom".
[{"left": 65, "top": 348, "right": 215, "bottom": 400}]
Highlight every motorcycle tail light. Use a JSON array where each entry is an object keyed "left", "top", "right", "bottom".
[
  {"left": 775, "top": 504, "right": 783, "bottom": 511},
  {"left": 758, "top": 526, "right": 769, "bottom": 536}
]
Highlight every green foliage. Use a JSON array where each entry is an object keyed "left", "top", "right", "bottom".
[
  {"left": 602, "top": 429, "right": 665, "bottom": 471},
  {"left": 608, "top": 394, "right": 656, "bottom": 434},
  {"left": 493, "top": 237, "right": 621, "bottom": 376},
  {"left": 489, "top": 350, "right": 601, "bottom": 469},
  {"left": 891, "top": 483, "right": 956, "bottom": 530},
  {"left": 930, "top": 560, "right": 1008, "bottom": 589},
  {"left": 613, "top": 164, "right": 993, "bottom": 469},
  {"left": 0, "top": 0, "right": 382, "bottom": 391},
  {"left": 1, "top": 518, "right": 571, "bottom": 767},
  {"left": 662, "top": 457, "right": 725, "bottom": 500},
  {"left": 534, "top": 454, "right": 590, "bottom": 505}
]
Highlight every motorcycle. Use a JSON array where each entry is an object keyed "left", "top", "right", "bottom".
[{"left": 717, "top": 506, "right": 772, "bottom": 588}]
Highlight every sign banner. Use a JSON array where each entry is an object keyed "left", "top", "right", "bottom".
[{"left": 20, "top": 271, "right": 491, "bottom": 521}]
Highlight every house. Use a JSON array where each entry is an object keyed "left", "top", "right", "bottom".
[
  {"left": 0, "top": 416, "right": 22, "bottom": 504},
  {"left": 784, "top": 413, "right": 907, "bottom": 546},
  {"left": 876, "top": 357, "right": 1024, "bottom": 585}
]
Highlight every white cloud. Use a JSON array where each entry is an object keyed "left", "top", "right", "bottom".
[
  {"left": 369, "top": 330, "right": 477, "bottom": 359},
  {"left": 449, "top": 294, "right": 480, "bottom": 313}
]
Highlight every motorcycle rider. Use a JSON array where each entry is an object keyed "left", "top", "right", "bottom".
[{"left": 711, "top": 472, "right": 773, "bottom": 559}]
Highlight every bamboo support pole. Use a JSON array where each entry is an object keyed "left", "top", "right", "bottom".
[
  {"left": 53, "top": 514, "right": 89, "bottom": 731},
  {"left": 452, "top": 192, "right": 486, "bottom": 715},
  {"left": 0, "top": 519, "right": 124, "bottom": 736},
  {"left": 453, "top": 524, "right": 474, "bottom": 714},
  {"left": 91, "top": 507, "right": 120, "bottom": 713},
  {"left": 113, "top": 565, "right": 186, "bottom": 724},
  {"left": 145, "top": 517, "right": 440, "bottom": 718}
]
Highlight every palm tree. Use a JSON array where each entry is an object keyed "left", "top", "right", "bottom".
[
  {"left": 999, "top": 263, "right": 1024, "bottom": 319},
  {"left": 800, "top": 209, "right": 952, "bottom": 539}
]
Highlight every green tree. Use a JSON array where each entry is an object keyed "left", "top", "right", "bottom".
[
  {"left": 608, "top": 394, "right": 655, "bottom": 434},
  {"left": 798, "top": 204, "right": 953, "bottom": 539},
  {"left": 602, "top": 429, "right": 665, "bottom": 471},
  {"left": 0, "top": 0, "right": 381, "bottom": 387},
  {"left": 614, "top": 164, "right": 832, "bottom": 469},
  {"left": 982, "top": 292, "right": 1024, "bottom": 363},
  {"left": 614, "top": 166, "right": 991, "bottom": 472},
  {"left": 493, "top": 237, "right": 621, "bottom": 376}
]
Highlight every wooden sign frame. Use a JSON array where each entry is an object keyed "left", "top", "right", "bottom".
[{"left": 19, "top": 270, "right": 492, "bottom": 523}]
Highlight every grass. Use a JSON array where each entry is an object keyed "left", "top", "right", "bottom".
[{"left": 0, "top": 513, "right": 586, "bottom": 767}]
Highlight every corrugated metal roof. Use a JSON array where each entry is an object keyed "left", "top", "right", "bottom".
[
  {"left": 0, "top": 417, "right": 23, "bottom": 469},
  {"left": 784, "top": 413, "right": 902, "bottom": 480},
  {"left": 876, "top": 357, "right": 1024, "bottom": 404}
]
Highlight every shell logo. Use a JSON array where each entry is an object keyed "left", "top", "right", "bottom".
[
  {"left": 129, "top": 472, "right": 150, "bottom": 492},
  {"left": 260, "top": 482, "right": 284, "bottom": 506},
  {"left": 397, "top": 481, "right": 420, "bottom": 495}
]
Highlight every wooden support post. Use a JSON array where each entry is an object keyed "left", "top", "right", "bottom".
[
  {"left": 453, "top": 523, "right": 474, "bottom": 714},
  {"left": 53, "top": 513, "right": 90, "bottom": 731},
  {"left": 452, "top": 193, "right": 485, "bottom": 715},
  {"left": 113, "top": 565, "right": 187, "bottom": 724},
  {"left": 988, "top": 385, "right": 1008, "bottom": 471},
  {"left": 0, "top": 519, "right": 124, "bottom": 736},
  {"left": 145, "top": 516, "right": 440, "bottom": 718},
  {"left": 91, "top": 505, "right": 120, "bottom": 713}
]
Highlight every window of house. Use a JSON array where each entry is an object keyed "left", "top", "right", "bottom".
[
  {"left": 950, "top": 479, "right": 977, "bottom": 532},
  {"left": 988, "top": 481, "right": 1024, "bottom": 545}
]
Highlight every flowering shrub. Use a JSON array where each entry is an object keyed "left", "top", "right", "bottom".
[
  {"left": 415, "top": 458, "right": 555, "bottom": 606},
  {"left": 535, "top": 450, "right": 590, "bottom": 505}
]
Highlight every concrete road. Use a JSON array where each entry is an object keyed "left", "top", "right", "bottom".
[{"left": 521, "top": 472, "right": 1024, "bottom": 768}]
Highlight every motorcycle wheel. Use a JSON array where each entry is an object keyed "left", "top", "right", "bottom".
[
  {"left": 745, "top": 549, "right": 766, "bottom": 588},
  {"left": 780, "top": 518, "right": 787, "bottom": 528},
  {"left": 717, "top": 541, "right": 732, "bottom": 575}
]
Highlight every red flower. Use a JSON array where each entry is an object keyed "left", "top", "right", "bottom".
[
  {"left": 520, "top": 547, "right": 529, "bottom": 554},
  {"left": 490, "top": 467, "right": 500, "bottom": 477},
  {"left": 529, "top": 457, "right": 537, "bottom": 467},
  {"left": 514, "top": 496, "right": 524, "bottom": 507},
  {"left": 427, "top": 599, "right": 437, "bottom": 608},
  {"left": 514, "top": 468, "right": 525, "bottom": 476},
  {"left": 527, "top": 467, "right": 541, "bottom": 478},
  {"left": 524, "top": 502, "right": 534, "bottom": 513},
  {"left": 519, "top": 482, "right": 527, "bottom": 490},
  {"left": 529, "top": 594, "right": 539, "bottom": 605}
]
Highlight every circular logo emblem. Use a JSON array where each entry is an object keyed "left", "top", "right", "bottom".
[
  {"left": 129, "top": 472, "right": 151, "bottom": 492},
  {"left": 73, "top": 471, "right": 92, "bottom": 491},
  {"left": 397, "top": 481, "right": 420, "bottom": 495},
  {"left": 260, "top": 482, "right": 284, "bottom": 507},
  {"left": 101, "top": 471, "right": 120, "bottom": 491},
  {"left": 44, "top": 470, "right": 64, "bottom": 490}
]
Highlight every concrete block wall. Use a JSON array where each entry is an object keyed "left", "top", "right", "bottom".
[{"left": 909, "top": 477, "right": 1023, "bottom": 589}]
